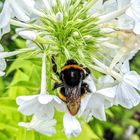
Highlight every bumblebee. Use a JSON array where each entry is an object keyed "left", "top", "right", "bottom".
[{"left": 52, "top": 58, "right": 91, "bottom": 116}]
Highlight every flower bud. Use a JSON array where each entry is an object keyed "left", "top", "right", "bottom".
[
  {"left": 55, "top": 12, "right": 63, "bottom": 22},
  {"left": 73, "top": 31, "right": 79, "bottom": 37},
  {"left": 18, "top": 31, "right": 37, "bottom": 40}
]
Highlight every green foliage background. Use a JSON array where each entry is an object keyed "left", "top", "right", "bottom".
[{"left": 0, "top": 0, "right": 140, "bottom": 140}]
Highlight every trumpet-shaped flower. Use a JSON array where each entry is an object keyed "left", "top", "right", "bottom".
[
  {"left": 19, "top": 115, "right": 56, "bottom": 136},
  {"left": 80, "top": 75, "right": 114, "bottom": 122},
  {"left": 17, "top": 94, "right": 63, "bottom": 119},
  {"left": 97, "top": 61, "right": 140, "bottom": 109},
  {"left": 114, "top": 60, "right": 140, "bottom": 108},
  {"left": 16, "top": 53, "right": 64, "bottom": 119}
]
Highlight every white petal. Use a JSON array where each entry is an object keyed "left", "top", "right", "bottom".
[
  {"left": 102, "top": 0, "right": 117, "bottom": 14},
  {"left": 98, "top": 75, "right": 114, "bottom": 84},
  {"left": 11, "top": 0, "right": 30, "bottom": 22},
  {"left": 42, "top": 0, "right": 52, "bottom": 11},
  {"left": 16, "top": 95, "right": 38, "bottom": 105},
  {"left": 35, "top": 104, "right": 54, "bottom": 120},
  {"left": 88, "top": 0, "right": 103, "bottom": 14},
  {"left": 54, "top": 101, "right": 67, "bottom": 112},
  {"left": 89, "top": 95, "right": 106, "bottom": 121},
  {"left": 117, "top": 0, "right": 130, "bottom": 9},
  {"left": 96, "top": 86, "right": 116, "bottom": 100},
  {"left": 34, "top": 119, "right": 56, "bottom": 136},
  {"left": 63, "top": 113, "right": 81, "bottom": 138},
  {"left": 126, "top": 0, "right": 140, "bottom": 34},
  {"left": 133, "top": 21, "right": 140, "bottom": 34},
  {"left": 53, "top": 95, "right": 63, "bottom": 104},
  {"left": 38, "top": 94, "right": 53, "bottom": 104},
  {"left": 2, "top": 24, "right": 10, "bottom": 35},
  {"left": 78, "top": 94, "right": 92, "bottom": 117},
  {"left": 17, "top": 96, "right": 40, "bottom": 116},
  {"left": 19, "top": 116, "right": 56, "bottom": 136},
  {"left": 114, "top": 82, "right": 140, "bottom": 109},
  {"left": 126, "top": 47, "right": 140, "bottom": 61},
  {"left": 82, "top": 109, "right": 93, "bottom": 122},
  {"left": 0, "top": 0, "right": 11, "bottom": 28},
  {"left": 16, "top": 0, "right": 35, "bottom": 15},
  {"left": 123, "top": 71, "right": 140, "bottom": 90},
  {"left": 121, "top": 60, "right": 130, "bottom": 73},
  {"left": 117, "top": 14, "right": 133, "bottom": 30}
]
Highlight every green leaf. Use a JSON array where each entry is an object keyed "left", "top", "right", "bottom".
[
  {"left": 0, "top": 98, "right": 17, "bottom": 112},
  {"left": 0, "top": 132, "right": 10, "bottom": 140}
]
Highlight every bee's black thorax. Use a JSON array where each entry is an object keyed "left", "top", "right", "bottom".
[{"left": 60, "top": 67, "right": 84, "bottom": 87}]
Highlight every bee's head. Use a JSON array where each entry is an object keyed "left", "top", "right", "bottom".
[{"left": 65, "top": 59, "right": 78, "bottom": 65}]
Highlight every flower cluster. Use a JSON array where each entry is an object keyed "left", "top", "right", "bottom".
[{"left": 0, "top": 0, "right": 140, "bottom": 138}]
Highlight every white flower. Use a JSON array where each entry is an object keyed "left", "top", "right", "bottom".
[
  {"left": 0, "top": 0, "right": 45, "bottom": 36},
  {"left": 114, "top": 60, "right": 140, "bottom": 108},
  {"left": 63, "top": 112, "right": 82, "bottom": 138},
  {"left": 79, "top": 75, "right": 114, "bottom": 122},
  {"left": 16, "top": 53, "right": 64, "bottom": 119},
  {"left": 19, "top": 115, "right": 56, "bottom": 136},
  {"left": 17, "top": 94, "right": 63, "bottom": 119},
  {"left": 97, "top": 60, "right": 140, "bottom": 109},
  {"left": 126, "top": 0, "right": 140, "bottom": 34}
]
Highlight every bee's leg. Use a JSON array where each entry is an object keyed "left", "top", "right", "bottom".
[
  {"left": 53, "top": 82, "right": 63, "bottom": 90},
  {"left": 82, "top": 67, "right": 91, "bottom": 80},
  {"left": 84, "top": 67, "right": 91, "bottom": 77},
  {"left": 58, "top": 87, "right": 66, "bottom": 102},
  {"left": 81, "top": 82, "right": 91, "bottom": 98},
  {"left": 51, "top": 56, "right": 59, "bottom": 76}
]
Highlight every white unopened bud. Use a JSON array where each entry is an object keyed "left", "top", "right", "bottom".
[
  {"left": 73, "top": 32, "right": 79, "bottom": 37},
  {"left": 55, "top": 12, "right": 63, "bottom": 22},
  {"left": 18, "top": 31, "right": 37, "bottom": 41}
]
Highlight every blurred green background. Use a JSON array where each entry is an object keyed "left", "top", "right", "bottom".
[{"left": 0, "top": 0, "right": 140, "bottom": 140}]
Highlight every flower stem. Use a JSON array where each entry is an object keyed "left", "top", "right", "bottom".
[
  {"left": 0, "top": 47, "right": 36, "bottom": 59},
  {"left": 10, "top": 19, "right": 46, "bottom": 30},
  {"left": 92, "top": 58, "right": 122, "bottom": 81},
  {"left": 10, "top": 19, "right": 31, "bottom": 28},
  {"left": 40, "top": 52, "right": 47, "bottom": 94}
]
